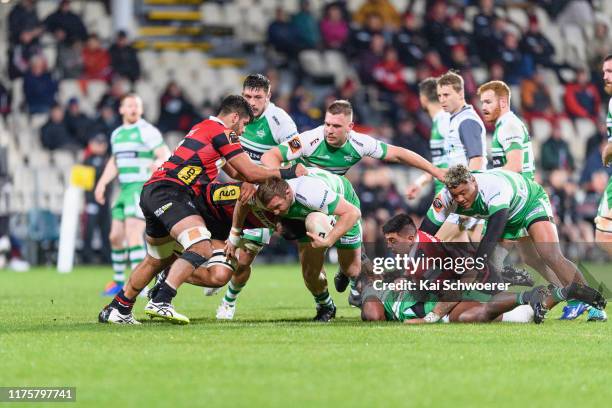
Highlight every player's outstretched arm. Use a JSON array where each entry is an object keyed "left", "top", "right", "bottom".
[
  {"left": 94, "top": 156, "right": 118, "bottom": 205},
  {"left": 383, "top": 145, "right": 446, "bottom": 181},
  {"left": 467, "top": 156, "right": 486, "bottom": 170},
  {"left": 475, "top": 208, "right": 509, "bottom": 260},
  {"left": 406, "top": 173, "right": 434, "bottom": 199},
  {"left": 228, "top": 152, "right": 305, "bottom": 182},
  {"left": 260, "top": 147, "right": 284, "bottom": 168},
  {"left": 308, "top": 198, "right": 361, "bottom": 248}
]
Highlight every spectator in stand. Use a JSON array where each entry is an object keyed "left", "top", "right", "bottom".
[
  {"left": 581, "top": 136, "right": 612, "bottom": 189},
  {"left": 373, "top": 47, "right": 406, "bottom": 94},
  {"left": 424, "top": 1, "right": 447, "bottom": 55},
  {"left": 520, "top": 68, "right": 556, "bottom": 124},
  {"left": 393, "top": 117, "right": 430, "bottom": 159},
  {"left": 81, "top": 34, "right": 111, "bottom": 81},
  {"left": 8, "top": 0, "right": 42, "bottom": 46},
  {"left": 82, "top": 133, "right": 111, "bottom": 264},
  {"left": 564, "top": 68, "right": 601, "bottom": 123},
  {"left": 353, "top": 0, "right": 401, "bottom": 31},
  {"left": 442, "top": 14, "right": 473, "bottom": 66},
  {"left": 55, "top": 40, "right": 83, "bottom": 79},
  {"left": 393, "top": 12, "right": 426, "bottom": 67},
  {"left": 357, "top": 33, "right": 386, "bottom": 85},
  {"left": 498, "top": 31, "right": 528, "bottom": 85},
  {"left": 157, "top": 81, "right": 198, "bottom": 133},
  {"left": 92, "top": 103, "right": 120, "bottom": 142},
  {"left": 0, "top": 81, "right": 11, "bottom": 119},
  {"left": 450, "top": 45, "right": 477, "bottom": 99},
  {"left": 424, "top": 50, "right": 447, "bottom": 78},
  {"left": 97, "top": 78, "right": 128, "bottom": 112},
  {"left": 587, "top": 22, "right": 612, "bottom": 90},
  {"left": 320, "top": 4, "right": 349, "bottom": 50},
  {"left": 64, "top": 98, "right": 93, "bottom": 147},
  {"left": 267, "top": 7, "right": 298, "bottom": 58},
  {"left": 7, "top": 0, "right": 40, "bottom": 89},
  {"left": 44, "top": 0, "right": 87, "bottom": 45},
  {"left": 472, "top": 0, "right": 497, "bottom": 63},
  {"left": 290, "top": 89, "right": 318, "bottom": 133},
  {"left": 519, "top": 16, "right": 555, "bottom": 70},
  {"left": 349, "top": 12, "right": 385, "bottom": 56},
  {"left": 489, "top": 61, "right": 505, "bottom": 81},
  {"left": 541, "top": 125, "right": 575, "bottom": 172},
  {"left": 23, "top": 55, "right": 57, "bottom": 114},
  {"left": 109, "top": 31, "right": 141, "bottom": 82},
  {"left": 40, "top": 104, "right": 79, "bottom": 150},
  {"left": 291, "top": 0, "right": 320, "bottom": 50}
]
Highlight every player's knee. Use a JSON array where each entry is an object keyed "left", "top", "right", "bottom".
[
  {"left": 206, "top": 265, "right": 233, "bottom": 287},
  {"left": 109, "top": 230, "right": 124, "bottom": 247}
]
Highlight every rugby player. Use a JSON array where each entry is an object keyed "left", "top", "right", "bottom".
[
  {"left": 211, "top": 74, "right": 299, "bottom": 320},
  {"left": 361, "top": 213, "right": 545, "bottom": 324},
  {"left": 261, "top": 99, "right": 445, "bottom": 305},
  {"left": 435, "top": 71, "right": 488, "bottom": 242},
  {"left": 596, "top": 55, "right": 612, "bottom": 256},
  {"left": 420, "top": 165, "right": 607, "bottom": 321},
  {"left": 94, "top": 94, "right": 170, "bottom": 296},
  {"left": 406, "top": 77, "right": 450, "bottom": 199},
  {"left": 478, "top": 80, "right": 605, "bottom": 321},
  {"left": 226, "top": 168, "right": 362, "bottom": 321},
  {"left": 98, "top": 95, "right": 305, "bottom": 324}
]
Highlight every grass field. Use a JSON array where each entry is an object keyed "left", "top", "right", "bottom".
[{"left": 1, "top": 264, "right": 611, "bottom": 408}]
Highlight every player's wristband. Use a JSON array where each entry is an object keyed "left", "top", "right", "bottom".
[
  {"left": 279, "top": 165, "right": 298, "bottom": 180},
  {"left": 423, "top": 312, "right": 441, "bottom": 323},
  {"left": 228, "top": 234, "right": 241, "bottom": 247}
]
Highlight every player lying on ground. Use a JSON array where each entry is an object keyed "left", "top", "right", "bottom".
[
  {"left": 98, "top": 95, "right": 306, "bottom": 325},
  {"left": 419, "top": 165, "right": 607, "bottom": 321},
  {"left": 360, "top": 213, "right": 548, "bottom": 324},
  {"left": 226, "top": 168, "right": 363, "bottom": 321}
]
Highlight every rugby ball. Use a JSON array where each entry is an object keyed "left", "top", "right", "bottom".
[{"left": 305, "top": 212, "right": 335, "bottom": 239}]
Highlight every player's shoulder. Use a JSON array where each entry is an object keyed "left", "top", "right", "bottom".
[
  {"left": 417, "top": 230, "right": 439, "bottom": 243},
  {"left": 348, "top": 129, "right": 379, "bottom": 149},
  {"left": 298, "top": 126, "right": 324, "bottom": 142},
  {"left": 263, "top": 103, "right": 296, "bottom": 127}
]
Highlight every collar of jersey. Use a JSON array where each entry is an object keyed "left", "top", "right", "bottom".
[
  {"left": 449, "top": 104, "right": 472, "bottom": 121},
  {"left": 208, "top": 115, "right": 226, "bottom": 126},
  {"left": 122, "top": 118, "right": 144, "bottom": 129},
  {"left": 495, "top": 110, "right": 513, "bottom": 127}
]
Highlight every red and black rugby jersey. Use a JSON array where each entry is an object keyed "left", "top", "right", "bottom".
[{"left": 146, "top": 116, "right": 244, "bottom": 195}]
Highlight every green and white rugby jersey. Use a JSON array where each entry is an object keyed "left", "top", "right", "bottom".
[
  {"left": 111, "top": 119, "right": 165, "bottom": 186},
  {"left": 431, "top": 110, "right": 450, "bottom": 194},
  {"left": 239, "top": 102, "right": 298, "bottom": 163},
  {"left": 596, "top": 97, "right": 612, "bottom": 229},
  {"left": 281, "top": 167, "right": 359, "bottom": 219},
  {"left": 277, "top": 126, "right": 388, "bottom": 175},
  {"left": 491, "top": 111, "right": 536, "bottom": 180},
  {"left": 426, "top": 169, "right": 552, "bottom": 233}
]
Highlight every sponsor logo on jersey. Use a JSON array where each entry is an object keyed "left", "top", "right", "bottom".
[
  {"left": 310, "top": 137, "right": 320, "bottom": 146},
  {"left": 256, "top": 129, "right": 265, "bottom": 138},
  {"left": 177, "top": 165, "right": 202, "bottom": 185},
  {"left": 224, "top": 129, "right": 240, "bottom": 144},
  {"left": 344, "top": 155, "right": 354, "bottom": 162},
  {"left": 319, "top": 155, "right": 330, "bottom": 159},
  {"left": 288, "top": 137, "right": 302, "bottom": 153},
  {"left": 272, "top": 115, "right": 280, "bottom": 126},
  {"left": 352, "top": 139, "right": 364, "bottom": 147},
  {"left": 320, "top": 190, "right": 329, "bottom": 209},
  {"left": 212, "top": 185, "right": 241, "bottom": 202},
  {"left": 433, "top": 197, "right": 443, "bottom": 212},
  {"left": 154, "top": 202, "right": 173, "bottom": 217}
]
